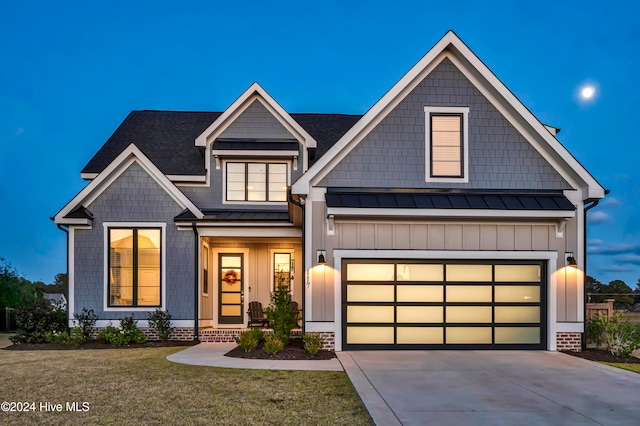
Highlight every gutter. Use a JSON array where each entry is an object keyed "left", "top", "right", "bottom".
[
  {"left": 192, "top": 221, "right": 200, "bottom": 342},
  {"left": 56, "top": 223, "right": 70, "bottom": 326},
  {"left": 288, "top": 188, "right": 305, "bottom": 335}
]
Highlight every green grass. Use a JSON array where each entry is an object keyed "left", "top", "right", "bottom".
[
  {"left": 602, "top": 362, "right": 640, "bottom": 374},
  {"left": 0, "top": 346, "right": 373, "bottom": 425}
]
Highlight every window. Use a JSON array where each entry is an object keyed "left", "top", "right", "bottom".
[
  {"left": 202, "top": 245, "right": 209, "bottom": 295},
  {"left": 272, "top": 251, "right": 293, "bottom": 292},
  {"left": 108, "top": 228, "right": 161, "bottom": 307},
  {"left": 424, "top": 106, "right": 469, "bottom": 182},
  {"left": 225, "top": 162, "right": 288, "bottom": 202}
]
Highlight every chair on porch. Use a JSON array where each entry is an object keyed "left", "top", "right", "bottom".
[
  {"left": 289, "top": 301, "right": 302, "bottom": 327},
  {"left": 247, "top": 301, "right": 269, "bottom": 328}
]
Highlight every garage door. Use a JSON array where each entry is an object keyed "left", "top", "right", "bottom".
[{"left": 343, "top": 260, "right": 546, "bottom": 350}]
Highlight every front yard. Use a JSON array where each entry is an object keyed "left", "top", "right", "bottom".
[{"left": 0, "top": 339, "right": 373, "bottom": 425}]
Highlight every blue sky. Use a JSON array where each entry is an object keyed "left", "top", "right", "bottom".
[{"left": 1, "top": 1, "right": 639, "bottom": 286}]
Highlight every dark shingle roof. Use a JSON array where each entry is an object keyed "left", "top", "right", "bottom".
[
  {"left": 174, "top": 209, "right": 290, "bottom": 222},
  {"left": 325, "top": 190, "right": 575, "bottom": 211},
  {"left": 82, "top": 111, "right": 361, "bottom": 176}
]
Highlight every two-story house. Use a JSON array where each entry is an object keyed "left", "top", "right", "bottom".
[{"left": 54, "top": 31, "right": 605, "bottom": 351}]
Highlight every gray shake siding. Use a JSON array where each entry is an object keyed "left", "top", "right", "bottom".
[
  {"left": 182, "top": 100, "right": 303, "bottom": 208},
  {"left": 319, "top": 58, "right": 569, "bottom": 190},
  {"left": 73, "top": 162, "right": 194, "bottom": 320}
]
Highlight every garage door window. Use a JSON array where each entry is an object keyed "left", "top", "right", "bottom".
[{"left": 343, "top": 260, "right": 545, "bottom": 350}]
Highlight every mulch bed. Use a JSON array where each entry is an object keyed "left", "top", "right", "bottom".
[
  {"left": 561, "top": 349, "right": 640, "bottom": 364},
  {"left": 3, "top": 340, "right": 198, "bottom": 351},
  {"left": 225, "top": 338, "right": 336, "bottom": 360}
]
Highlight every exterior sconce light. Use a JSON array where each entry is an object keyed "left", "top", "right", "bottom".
[
  {"left": 317, "top": 250, "right": 326, "bottom": 265},
  {"left": 565, "top": 252, "right": 577, "bottom": 266}
]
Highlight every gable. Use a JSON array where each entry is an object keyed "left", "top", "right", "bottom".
[
  {"left": 218, "top": 100, "right": 295, "bottom": 140},
  {"left": 318, "top": 58, "right": 569, "bottom": 190}
]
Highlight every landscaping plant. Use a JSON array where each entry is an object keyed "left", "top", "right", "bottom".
[
  {"left": 73, "top": 307, "right": 98, "bottom": 343},
  {"left": 303, "top": 332, "right": 324, "bottom": 356},
  {"left": 98, "top": 315, "right": 147, "bottom": 346},
  {"left": 10, "top": 291, "right": 67, "bottom": 344},
  {"left": 148, "top": 308, "right": 173, "bottom": 341},
  {"left": 263, "top": 334, "right": 285, "bottom": 355},
  {"left": 586, "top": 312, "right": 640, "bottom": 357},
  {"left": 236, "top": 328, "right": 264, "bottom": 352},
  {"left": 265, "top": 279, "right": 297, "bottom": 346}
]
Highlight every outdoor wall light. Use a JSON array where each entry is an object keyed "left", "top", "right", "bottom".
[
  {"left": 565, "top": 252, "right": 577, "bottom": 266},
  {"left": 317, "top": 250, "right": 326, "bottom": 265}
]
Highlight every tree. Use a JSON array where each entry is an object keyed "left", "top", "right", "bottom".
[
  {"left": 586, "top": 275, "right": 634, "bottom": 309},
  {"left": 0, "top": 258, "right": 35, "bottom": 309}
]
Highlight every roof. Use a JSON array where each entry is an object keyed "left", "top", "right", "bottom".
[
  {"left": 325, "top": 189, "right": 575, "bottom": 211},
  {"left": 213, "top": 138, "right": 299, "bottom": 151},
  {"left": 82, "top": 111, "right": 361, "bottom": 176},
  {"left": 175, "top": 209, "right": 290, "bottom": 222}
]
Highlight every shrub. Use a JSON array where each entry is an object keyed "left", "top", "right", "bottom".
[
  {"left": 263, "top": 334, "right": 285, "bottom": 355},
  {"left": 98, "top": 315, "right": 147, "bottom": 346},
  {"left": 236, "top": 328, "right": 264, "bottom": 352},
  {"left": 10, "top": 292, "right": 67, "bottom": 344},
  {"left": 303, "top": 332, "right": 324, "bottom": 355},
  {"left": 148, "top": 308, "right": 173, "bottom": 341},
  {"left": 587, "top": 313, "right": 640, "bottom": 357},
  {"left": 265, "top": 284, "right": 296, "bottom": 346},
  {"left": 73, "top": 307, "right": 98, "bottom": 343},
  {"left": 44, "top": 330, "right": 72, "bottom": 345}
]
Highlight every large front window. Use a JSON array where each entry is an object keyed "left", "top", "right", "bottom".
[
  {"left": 108, "top": 228, "right": 161, "bottom": 307},
  {"left": 226, "top": 162, "right": 287, "bottom": 202}
]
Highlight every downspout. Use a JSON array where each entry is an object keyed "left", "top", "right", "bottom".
[
  {"left": 288, "top": 188, "right": 305, "bottom": 335},
  {"left": 582, "top": 197, "right": 603, "bottom": 350},
  {"left": 192, "top": 221, "right": 200, "bottom": 342},
  {"left": 56, "top": 223, "right": 70, "bottom": 326}
]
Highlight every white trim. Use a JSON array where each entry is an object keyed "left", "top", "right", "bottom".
[
  {"left": 102, "top": 222, "right": 167, "bottom": 312},
  {"left": 81, "top": 172, "right": 98, "bottom": 180},
  {"left": 54, "top": 144, "right": 203, "bottom": 224},
  {"left": 305, "top": 322, "right": 336, "bottom": 333},
  {"left": 424, "top": 106, "right": 470, "bottom": 183},
  {"left": 555, "top": 322, "right": 583, "bottom": 333},
  {"left": 169, "top": 175, "right": 207, "bottom": 183},
  {"left": 326, "top": 207, "right": 575, "bottom": 219},
  {"left": 221, "top": 159, "right": 290, "bottom": 206},
  {"left": 331, "top": 249, "right": 558, "bottom": 351},
  {"left": 67, "top": 227, "right": 76, "bottom": 327}
]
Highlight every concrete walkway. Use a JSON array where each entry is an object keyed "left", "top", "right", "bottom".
[
  {"left": 338, "top": 350, "right": 640, "bottom": 425},
  {"left": 166, "top": 342, "right": 343, "bottom": 371}
]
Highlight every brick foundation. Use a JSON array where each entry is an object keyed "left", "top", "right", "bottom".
[{"left": 556, "top": 332, "right": 582, "bottom": 352}]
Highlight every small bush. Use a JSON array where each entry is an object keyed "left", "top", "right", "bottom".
[
  {"left": 148, "top": 308, "right": 173, "bottom": 341},
  {"left": 10, "top": 293, "right": 67, "bottom": 344},
  {"left": 236, "top": 328, "right": 264, "bottom": 352},
  {"left": 98, "top": 315, "right": 147, "bottom": 346},
  {"left": 265, "top": 284, "right": 296, "bottom": 346},
  {"left": 73, "top": 307, "right": 98, "bottom": 343},
  {"left": 263, "top": 334, "right": 285, "bottom": 355},
  {"left": 586, "top": 313, "right": 640, "bottom": 357},
  {"left": 303, "top": 332, "right": 324, "bottom": 355},
  {"left": 44, "top": 330, "right": 72, "bottom": 345}
]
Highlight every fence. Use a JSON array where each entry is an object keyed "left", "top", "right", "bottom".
[
  {"left": 585, "top": 299, "right": 614, "bottom": 320},
  {"left": 1, "top": 308, "right": 17, "bottom": 332}
]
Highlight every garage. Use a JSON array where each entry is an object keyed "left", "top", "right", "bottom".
[{"left": 343, "top": 259, "right": 546, "bottom": 350}]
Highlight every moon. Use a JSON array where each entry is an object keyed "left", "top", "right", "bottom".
[{"left": 581, "top": 86, "right": 595, "bottom": 99}]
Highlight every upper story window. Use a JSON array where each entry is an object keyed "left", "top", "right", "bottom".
[
  {"left": 225, "top": 161, "right": 288, "bottom": 202},
  {"left": 424, "top": 106, "right": 469, "bottom": 183}
]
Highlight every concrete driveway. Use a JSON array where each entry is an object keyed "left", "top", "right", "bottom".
[{"left": 337, "top": 351, "right": 640, "bottom": 425}]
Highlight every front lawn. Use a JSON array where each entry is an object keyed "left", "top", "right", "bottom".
[
  {"left": 602, "top": 363, "right": 640, "bottom": 374},
  {"left": 0, "top": 346, "right": 373, "bottom": 425}
]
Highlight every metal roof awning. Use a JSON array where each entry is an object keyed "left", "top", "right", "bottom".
[{"left": 175, "top": 209, "right": 290, "bottom": 223}]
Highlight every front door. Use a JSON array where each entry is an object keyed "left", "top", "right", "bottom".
[{"left": 218, "top": 253, "right": 244, "bottom": 324}]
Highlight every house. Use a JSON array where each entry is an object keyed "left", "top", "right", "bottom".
[
  {"left": 54, "top": 31, "right": 605, "bottom": 351},
  {"left": 44, "top": 293, "right": 68, "bottom": 310}
]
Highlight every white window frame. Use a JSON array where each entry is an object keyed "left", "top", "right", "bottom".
[
  {"left": 424, "top": 106, "right": 470, "bottom": 183},
  {"left": 222, "top": 159, "right": 290, "bottom": 206},
  {"left": 103, "top": 222, "right": 167, "bottom": 312}
]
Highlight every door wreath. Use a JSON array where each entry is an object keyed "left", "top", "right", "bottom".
[{"left": 223, "top": 269, "right": 239, "bottom": 285}]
